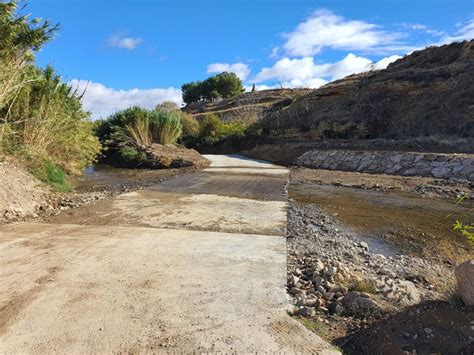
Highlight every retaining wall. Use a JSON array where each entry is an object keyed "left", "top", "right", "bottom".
[{"left": 295, "top": 150, "right": 474, "bottom": 181}]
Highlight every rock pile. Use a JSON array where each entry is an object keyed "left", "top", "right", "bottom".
[
  {"left": 287, "top": 202, "right": 451, "bottom": 322},
  {"left": 287, "top": 252, "right": 381, "bottom": 318}
]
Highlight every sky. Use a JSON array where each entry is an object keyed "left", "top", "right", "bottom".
[{"left": 26, "top": 0, "right": 474, "bottom": 119}]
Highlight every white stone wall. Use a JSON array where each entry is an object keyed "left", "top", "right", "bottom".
[{"left": 296, "top": 150, "right": 474, "bottom": 181}]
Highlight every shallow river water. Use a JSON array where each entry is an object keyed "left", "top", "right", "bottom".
[{"left": 289, "top": 182, "right": 473, "bottom": 261}]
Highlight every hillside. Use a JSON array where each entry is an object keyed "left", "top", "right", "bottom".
[
  {"left": 260, "top": 40, "right": 473, "bottom": 140},
  {"left": 185, "top": 40, "right": 474, "bottom": 153},
  {"left": 183, "top": 88, "right": 311, "bottom": 122}
]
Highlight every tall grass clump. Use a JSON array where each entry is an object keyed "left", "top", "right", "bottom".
[
  {"left": 0, "top": 2, "right": 101, "bottom": 188},
  {"left": 151, "top": 108, "right": 182, "bottom": 145},
  {"left": 95, "top": 106, "right": 183, "bottom": 166}
]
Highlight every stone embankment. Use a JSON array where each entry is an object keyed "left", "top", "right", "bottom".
[{"left": 296, "top": 150, "right": 474, "bottom": 181}]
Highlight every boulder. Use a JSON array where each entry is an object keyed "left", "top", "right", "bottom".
[
  {"left": 455, "top": 260, "right": 474, "bottom": 306},
  {"left": 341, "top": 292, "right": 380, "bottom": 316}
]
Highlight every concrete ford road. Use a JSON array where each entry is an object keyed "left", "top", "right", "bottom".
[{"left": 0, "top": 155, "right": 337, "bottom": 353}]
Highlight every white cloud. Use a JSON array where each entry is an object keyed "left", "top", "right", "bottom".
[
  {"left": 439, "top": 19, "right": 474, "bottom": 44},
  {"left": 282, "top": 9, "right": 406, "bottom": 56},
  {"left": 69, "top": 79, "right": 182, "bottom": 119},
  {"left": 399, "top": 23, "right": 445, "bottom": 37},
  {"left": 107, "top": 34, "right": 143, "bottom": 50},
  {"left": 269, "top": 47, "right": 280, "bottom": 59},
  {"left": 206, "top": 62, "right": 250, "bottom": 80},
  {"left": 324, "top": 53, "right": 372, "bottom": 80},
  {"left": 254, "top": 53, "right": 401, "bottom": 88},
  {"left": 373, "top": 55, "right": 402, "bottom": 69},
  {"left": 244, "top": 84, "right": 279, "bottom": 92},
  {"left": 254, "top": 57, "right": 327, "bottom": 82},
  {"left": 281, "top": 78, "right": 329, "bottom": 89}
]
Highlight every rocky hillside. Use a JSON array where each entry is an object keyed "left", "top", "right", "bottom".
[
  {"left": 260, "top": 40, "right": 473, "bottom": 141},
  {"left": 183, "top": 88, "right": 311, "bottom": 122},
  {"left": 185, "top": 40, "right": 473, "bottom": 150}
]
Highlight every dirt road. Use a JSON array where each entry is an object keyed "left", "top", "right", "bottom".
[{"left": 0, "top": 155, "right": 336, "bottom": 353}]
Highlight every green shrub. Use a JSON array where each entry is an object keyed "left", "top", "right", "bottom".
[
  {"left": 179, "top": 112, "right": 199, "bottom": 139},
  {"left": 155, "top": 102, "right": 198, "bottom": 145},
  {"left": 30, "top": 157, "right": 70, "bottom": 192},
  {"left": 195, "top": 113, "right": 250, "bottom": 146},
  {"left": 199, "top": 113, "right": 222, "bottom": 139},
  {"left": 151, "top": 109, "right": 182, "bottom": 145},
  {"left": 0, "top": 2, "right": 100, "bottom": 185},
  {"left": 450, "top": 195, "right": 474, "bottom": 244},
  {"left": 117, "top": 147, "right": 146, "bottom": 165},
  {"left": 95, "top": 107, "right": 183, "bottom": 166}
]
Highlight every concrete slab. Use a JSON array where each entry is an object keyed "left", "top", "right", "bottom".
[
  {"left": 0, "top": 224, "right": 336, "bottom": 354},
  {"left": 0, "top": 154, "right": 338, "bottom": 353}
]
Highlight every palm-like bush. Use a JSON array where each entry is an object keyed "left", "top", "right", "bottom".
[
  {"left": 97, "top": 107, "right": 183, "bottom": 159},
  {"left": 151, "top": 109, "right": 182, "bottom": 145}
]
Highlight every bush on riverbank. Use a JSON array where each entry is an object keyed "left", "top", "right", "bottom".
[
  {"left": 182, "top": 113, "right": 255, "bottom": 150},
  {"left": 0, "top": 2, "right": 101, "bottom": 190},
  {"left": 95, "top": 106, "right": 212, "bottom": 168}
]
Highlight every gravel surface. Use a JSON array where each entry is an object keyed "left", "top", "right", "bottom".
[{"left": 286, "top": 199, "right": 472, "bottom": 352}]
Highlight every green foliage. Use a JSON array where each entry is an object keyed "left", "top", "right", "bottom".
[
  {"left": 152, "top": 109, "right": 182, "bottom": 145},
  {"left": 181, "top": 72, "right": 245, "bottom": 104},
  {"left": 299, "top": 318, "right": 331, "bottom": 339},
  {"left": 179, "top": 112, "right": 199, "bottom": 139},
  {"left": 2, "top": 66, "right": 101, "bottom": 173},
  {"left": 155, "top": 101, "right": 180, "bottom": 112},
  {"left": 450, "top": 195, "right": 474, "bottom": 244},
  {"left": 199, "top": 113, "right": 222, "bottom": 138},
  {"left": 0, "top": 1, "right": 58, "bottom": 112},
  {"left": 30, "top": 157, "right": 70, "bottom": 192},
  {"left": 0, "top": 2, "right": 100, "bottom": 187},
  {"left": 95, "top": 107, "right": 183, "bottom": 165},
  {"left": 94, "top": 106, "right": 149, "bottom": 147},
  {"left": 194, "top": 113, "right": 250, "bottom": 146},
  {"left": 117, "top": 147, "right": 146, "bottom": 165}
]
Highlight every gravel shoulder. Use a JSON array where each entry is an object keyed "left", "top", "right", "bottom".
[{"left": 287, "top": 167, "right": 473, "bottom": 353}]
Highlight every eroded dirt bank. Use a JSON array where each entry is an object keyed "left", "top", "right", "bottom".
[{"left": 287, "top": 167, "right": 473, "bottom": 353}]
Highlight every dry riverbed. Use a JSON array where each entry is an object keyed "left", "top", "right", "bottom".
[{"left": 287, "top": 167, "right": 473, "bottom": 353}]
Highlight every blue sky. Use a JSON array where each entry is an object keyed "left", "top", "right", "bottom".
[{"left": 26, "top": 0, "right": 474, "bottom": 118}]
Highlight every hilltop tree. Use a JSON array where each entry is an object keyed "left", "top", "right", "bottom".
[{"left": 181, "top": 72, "right": 244, "bottom": 104}]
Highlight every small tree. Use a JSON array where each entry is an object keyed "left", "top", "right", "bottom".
[
  {"left": 179, "top": 112, "right": 199, "bottom": 138},
  {"left": 199, "top": 113, "right": 222, "bottom": 138},
  {"left": 181, "top": 72, "right": 245, "bottom": 104}
]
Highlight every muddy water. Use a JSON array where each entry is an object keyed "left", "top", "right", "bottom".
[
  {"left": 74, "top": 164, "right": 179, "bottom": 192},
  {"left": 289, "top": 182, "right": 473, "bottom": 262}
]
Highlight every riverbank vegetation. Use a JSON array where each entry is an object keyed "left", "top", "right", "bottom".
[
  {"left": 0, "top": 2, "right": 100, "bottom": 190},
  {"left": 95, "top": 106, "right": 184, "bottom": 166}
]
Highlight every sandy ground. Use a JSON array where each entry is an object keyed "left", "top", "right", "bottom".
[
  {"left": 0, "top": 155, "right": 337, "bottom": 354},
  {"left": 0, "top": 159, "right": 51, "bottom": 223}
]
